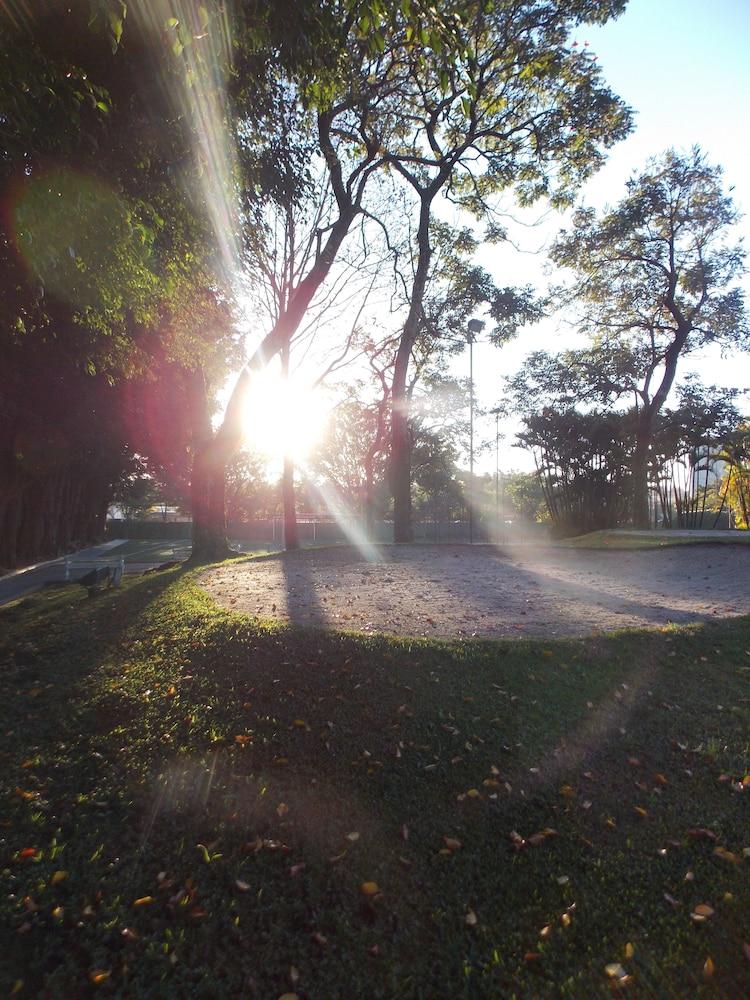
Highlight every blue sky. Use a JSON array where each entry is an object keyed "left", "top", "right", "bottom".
[{"left": 469, "top": 0, "right": 750, "bottom": 471}]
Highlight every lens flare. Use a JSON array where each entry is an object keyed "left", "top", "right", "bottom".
[{"left": 243, "top": 368, "right": 329, "bottom": 464}]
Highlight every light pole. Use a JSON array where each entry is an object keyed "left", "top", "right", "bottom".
[
  {"left": 466, "top": 319, "right": 485, "bottom": 543},
  {"left": 491, "top": 407, "right": 501, "bottom": 540}
]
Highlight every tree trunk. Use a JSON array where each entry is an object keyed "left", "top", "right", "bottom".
[
  {"left": 631, "top": 428, "right": 651, "bottom": 529},
  {"left": 391, "top": 195, "right": 433, "bottom": 543},
  {"left": 282, "top": 456, "right": 299, "bottom": 550},
  {"left": 280, "top": 340, "right": 299, "bottom": 550},
  {"left": 188, "top": 368, "right": 233, "bottom": 563},
  {"left": 391, "top": 343, "right": 413, "bottom": 542}
]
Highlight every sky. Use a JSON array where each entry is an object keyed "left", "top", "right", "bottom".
[{"left": 465, "top": 0, "right": 750, "bottom": 472}]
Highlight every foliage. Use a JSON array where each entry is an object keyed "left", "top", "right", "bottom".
[
  {"left": 549, "top": 147, "right": 748, "bottom": 525},
  {"left": 519, "top": 408, "right": 633, "bottom": 535},
  {"left": 718, "top": 423, "right": 750, "bottom": 529},
  {"left": 502, "top": 471, "right": 548, "bottom": 523},
  {"left": 1, "top": 568, "right": 750, "bottom": 995}
]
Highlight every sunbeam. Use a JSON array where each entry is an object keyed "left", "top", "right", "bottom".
[{"left": 130, "top": 0, "right": 241, "bottom": 286}]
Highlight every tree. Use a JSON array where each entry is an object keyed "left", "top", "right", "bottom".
[
  {"left": 365, "top": 0, "right": 631, "bottom": 541},
  {"left": 0, "top": 2, "right": 237, "bottom": 566},
  {"left": 551, "top": 147, "right": 748, "bottom": 526},
  {"left": 518, "top": 407, "right": 633, "bottom": 534},
  {"left": 503, "top": 471, "right": 547, "bottom": 523}
]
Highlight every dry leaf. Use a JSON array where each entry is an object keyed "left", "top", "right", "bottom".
[
  {"left": 605, "top": 963, "right": 627, "bottom": 980},
  {"left": 277, "top": 802, "right": 289, "bottom": 818},
  {"left": 465, "top": 908, "right": 478, "bottom": 926},
  {"left": 634, "top": 806, "right": 648, "bottom": 819},
  {"left": 691, "top": 903, "right": 714, "bottom": 922},
  {"left": 703, "top": 956, "right": 715, "bottom": 979},
  {"left": 624, "top": 942, "right": 634, "bottom": 959},
  {"left": 687, "top": 827, "right": 717, "bottom": 842},
  {"left": 89, "top": 970, "right": 110, "bottom": 985},
  {"left": 346, "top": 832, "right": 360, "bottom": 843},
  {"left": 443, "top": 837, "right": 462, "bottom": 851},
  {"left": 133, "top": 895, "right": 154, "bottom": 906},
  {"left": 714, "top": 846, "right": 741, "bottom": 864},
  {"left": 360, "top": 881, "right": 380, "bottom": 896},
  {"left": 51, "top": 870, "right": 67, "bottom": 885}
]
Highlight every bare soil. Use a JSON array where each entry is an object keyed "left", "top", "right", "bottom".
[{"left": 200, "top": 543, "right": 750, "bottom": 639}]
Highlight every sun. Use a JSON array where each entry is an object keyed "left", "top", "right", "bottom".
[{"left": 242, "top": 367, "right": 329, "bottom": 464}]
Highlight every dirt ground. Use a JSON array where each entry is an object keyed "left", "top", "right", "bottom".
[{"left": 200, "top": 543, "right": 750, "bottom": 639}]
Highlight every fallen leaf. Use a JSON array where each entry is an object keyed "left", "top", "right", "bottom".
[
  {"left": 713, "top": 846, "right": 741, "bottom": 864},
  {"left": 691, "top": 903, "right": 714, "bottom": 922},
  {"left": 703, "top": 956, "right": 715, "bottom": 979},
  {"left": 89, "top": 970, "right": 110, "bottom": 985},
  {"left": 465, "top": 908, "right": 478, "bottom": 926},
  {"left": 235, "top": 880, "right": 250, "bottom": 892},
  {"left": 687, "top": 827, "right": 718, "bottom": 842},
  {"left": 234, "top": 735, "right": 252, "bottom": 745},
  {"left": 18, "top": 847, "right": 38, "bottom": 859},
  {"left": 133, "top": 895, "right": 154, "bottom": 907},
  {"left": 50, "top": 870, "right": 67, "bottom": 885},
  {"left": 400, "top": 824, "right": 409, "bottom": 842},
  {"left": 346, "top": 832, "right": 360, "bottom": 843},
  {"left": 605, "top": 963, "right": 627, "bottom": 980},
  {"left": 560, "top": 784, "right": 575, "bottom": 799},
  {"left": 465, "top": 788, "right": 481, "bottom": 798},
  {"left": 624, "top": 942, "right": 634, "bottom": 959},
  {"left": 443, "top": 837, "right": 462, "bottom": 851},
  {"left": 311, "top": 931, "right": 328, "bottom": 947},
  {"left": 289, "top": 863, "right": 306, "bottom": 878},
  {"left": 277, "top": 802, "right": 289, "bottom": 818},
  {"left": 524, "top": 952, "right": 542, "bottom": 962},
  {"left": 664, "top": 893, "right": 682, "bottom": 909},
  {"left": 634, "top": 806, "right": 648, "bottom": 819},
  {"left": 360, "top": 881, "right": 380, "bottom": 897}
]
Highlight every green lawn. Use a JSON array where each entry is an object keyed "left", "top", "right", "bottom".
[
  {"left": 1, "top": 565, "right": 749, "bottom": 998},
  {"left": 557, "top": 529, "right": 750, "bottom": 550}
]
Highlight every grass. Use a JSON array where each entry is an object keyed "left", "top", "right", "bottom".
[
  {"left": 1, "top": 564, "right": 749, "bottom": 998},
  {"left": 557, "top": 529, "right": 750, "bottom": 550}
]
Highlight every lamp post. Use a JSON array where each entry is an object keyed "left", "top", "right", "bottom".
[
  {"left": 466, "top": 319, "right": 485, "bottom": 543},
  {"left": 491, "top": 407, "right": 501, "bottom": 540}
]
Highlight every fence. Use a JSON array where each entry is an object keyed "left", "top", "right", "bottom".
[{"left": 105, "top": 517, "right": 551, "bottom": 546}]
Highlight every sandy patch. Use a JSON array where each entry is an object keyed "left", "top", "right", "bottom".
[{"left": 200, "top": 543, "right": 750, "bottom": 639}]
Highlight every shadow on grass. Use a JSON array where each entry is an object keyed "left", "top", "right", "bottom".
[{"left": 2, "top": 573, "right": 750, "bottom": 998}]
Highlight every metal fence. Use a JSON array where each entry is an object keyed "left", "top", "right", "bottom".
[{"left": 105, "top": 517, "right": 551, "bottom": 546}]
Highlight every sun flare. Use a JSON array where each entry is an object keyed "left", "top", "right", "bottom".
[{"left": 242, "top": 368, "right": 329, "bottom": 464}]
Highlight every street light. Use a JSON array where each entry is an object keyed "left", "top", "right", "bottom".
[
  {"left": 466, "top": 318, "right": 485, "bottom": 544},
  {"left": 491, "top": 406, "right": 502, "bottom": 541}
]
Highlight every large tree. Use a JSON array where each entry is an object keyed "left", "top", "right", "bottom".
[
  {"left": 551, "top": 147, "right": 748, "bottom": 526},
  {"left": 365, "top": 0, "right": 632, "bottom": 540}
]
